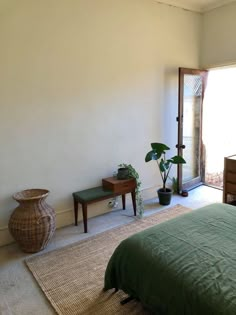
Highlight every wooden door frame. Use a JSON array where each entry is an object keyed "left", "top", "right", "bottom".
[{"left": 177, "top": 67, "right": 208, "bottom": 192}]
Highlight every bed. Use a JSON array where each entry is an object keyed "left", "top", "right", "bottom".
[{"left": 104, "top": 203, "right": 236, "bottom": 314}]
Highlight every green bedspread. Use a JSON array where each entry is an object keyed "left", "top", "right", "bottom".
[{"left": 104, "top": 203, "right": 236, "bottom": 314}]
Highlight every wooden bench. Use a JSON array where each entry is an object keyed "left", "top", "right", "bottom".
[{"left": 72, "top": 177, "right": 136, "bottom": 233}]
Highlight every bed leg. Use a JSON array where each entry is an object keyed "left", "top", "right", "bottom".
[
  {"left": 102, "top": 287, "right": 118, "bottom": 293},
  {"left": 120, "top": 296, "right": 134, "bottom": 305}
]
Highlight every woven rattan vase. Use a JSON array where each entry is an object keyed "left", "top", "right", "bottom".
[{"left": 9, "top": 189, "right": 56, "bottom": 253}]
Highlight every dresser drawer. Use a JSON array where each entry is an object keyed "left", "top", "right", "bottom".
[
  {"left": 102, "top": 177, "right": 136, "bottom": 193},
  {"left": 226, "top": 182, "right": 236, "bottom": 195},
  {"left": 226, "top": 171, "right": 236, "bottom": 183},
  {"left": 225, "top": 158, "right": 236, "bottom": 172}
]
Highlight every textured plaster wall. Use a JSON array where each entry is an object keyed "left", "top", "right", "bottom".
[{"left": 0, "top": 0, "right": 201, "bottom": 245}]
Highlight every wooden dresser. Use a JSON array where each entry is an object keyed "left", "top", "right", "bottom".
[{"left": 223, "top": 155, "right": 236, "bottom": 204}]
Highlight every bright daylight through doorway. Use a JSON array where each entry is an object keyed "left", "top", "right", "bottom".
[{"left": 203, "top": 66, "right": 236, "bottom": 188}]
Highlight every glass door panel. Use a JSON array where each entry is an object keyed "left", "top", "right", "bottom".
[
  {"left": 182, "top": 74, "right": 202, "bottom": 185},
  {"left": 177, "top": 68, "right": 208, "bottom": 192}
]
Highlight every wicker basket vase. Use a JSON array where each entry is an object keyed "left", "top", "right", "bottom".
[{"left": 9, "top": 189, "right": 56, "bottom": 253}]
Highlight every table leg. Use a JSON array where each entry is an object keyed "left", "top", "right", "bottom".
[
  {"left": 82, "top": 203, "right": 88, "bottom": 233},
  {"left": 74, "top": 198, "right": 78, "bottom": 226},
  {"left": 122, "top": 194, "right": 126, "bottom": 210},
  {"left": 131, "top": 190, "right": 136, "bottom": 216}
]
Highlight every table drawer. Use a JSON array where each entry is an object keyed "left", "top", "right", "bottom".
[{"left": 102, "top": 177, "right": 136, "bottom": 193}]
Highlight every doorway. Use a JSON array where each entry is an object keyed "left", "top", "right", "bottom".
[
  {"left": 203, "top": 66, "right": 236, "bottom": 189},
  {"left": 177, "top": 66, "right": 236, "bottom": 192}
]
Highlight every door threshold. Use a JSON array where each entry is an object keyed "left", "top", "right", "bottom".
[{"left": 203, "top": 183, "right": 223, "bottom": 191}]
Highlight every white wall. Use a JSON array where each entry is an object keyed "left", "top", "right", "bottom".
[
  {"left": 201, "top": 2, "right": 236, "bottom": 67},
  {"left": 0, "top": 0, "right": 201, "bottom": 245}
]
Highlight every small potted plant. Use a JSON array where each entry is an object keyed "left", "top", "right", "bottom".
[
  {"left": 145, "top": 142, "right": 186, "bottom": 205},
  {"left": 118, "top": 163, "right": 144, "bottom": 218}
]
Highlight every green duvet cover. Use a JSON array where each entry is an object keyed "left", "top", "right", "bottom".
[{"left": 104, "top": 203, "right": 236, "bottom": 314}]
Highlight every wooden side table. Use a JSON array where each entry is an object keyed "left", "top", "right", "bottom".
[{"left": 102, "top": 177, "right": 137, "bottom": 216}]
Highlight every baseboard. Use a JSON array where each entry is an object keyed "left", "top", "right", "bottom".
[
  {"left": 0, "top": 227, "right": 14, "bottom": 247},
  {"left": 142, "top": 186, "right": 158, "bottom": 201},
  {"left": 0, "top": 186, "right": 158, "bottom": 247}
]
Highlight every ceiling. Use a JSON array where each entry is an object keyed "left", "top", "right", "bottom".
[{"left": 155, "top": 0, "right": 236, "bottom": 12}]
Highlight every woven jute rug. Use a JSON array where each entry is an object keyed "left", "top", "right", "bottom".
[{"left": 26, "top": 204, "right": 191, "bottom": 315}]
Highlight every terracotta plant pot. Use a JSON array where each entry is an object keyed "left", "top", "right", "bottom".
[{"left": 9, "top": 189, "right": 56, "bottom": 253}]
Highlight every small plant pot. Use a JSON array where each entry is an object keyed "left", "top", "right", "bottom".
[
  {"left": 157, "top": 188, "right": 172, "bottom": 205},
  {"left": 117, "top": 167, "right": 129, "bottom": 180}
]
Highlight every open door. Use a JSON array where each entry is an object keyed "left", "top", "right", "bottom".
[{"left": 177, "top": 68, "right": 208, "bottom": 192}]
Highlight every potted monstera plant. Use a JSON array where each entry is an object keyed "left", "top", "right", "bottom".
[{"left": 145, "top": 142, "right": 186, "bottom": 205}]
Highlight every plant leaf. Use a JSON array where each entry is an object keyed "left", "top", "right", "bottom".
[
  {"left": 159, "top": 159, "right": 170, "bottom": 172},
  {"left": 151, "top": 143, "right": 170, "bottom": 156},
  {"left": 165, "top": 161, "right": 170, "bottom": 169},
  {"left": 145, "top": 150, "right": 158, "bottom": 162},
  {"left": 168, "top": 156, "right": 186, "bottom": 164},
  {"left": 159, "top": 159, "right": 166, "bottom": 172}
]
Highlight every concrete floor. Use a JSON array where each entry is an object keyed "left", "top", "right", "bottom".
[{"left": 0, "top": 186, "right": 222, "bottom": 315}]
